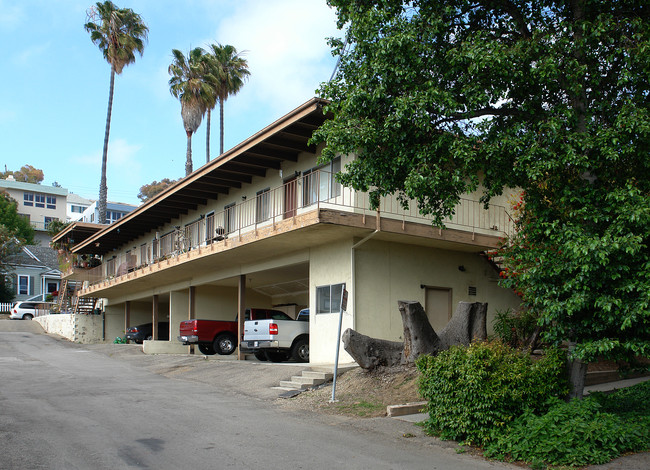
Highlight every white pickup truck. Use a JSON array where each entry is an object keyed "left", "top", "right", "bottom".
[{"left": 242, "top": 308, "right": 309, "bottom": 362}]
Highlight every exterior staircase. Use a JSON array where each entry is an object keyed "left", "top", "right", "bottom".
[
  {"left": 274, "top": 364, "right": 358, "bottom": 391},
  {"left": 55, "top": 279, "right": 99, "bottom": 315}
]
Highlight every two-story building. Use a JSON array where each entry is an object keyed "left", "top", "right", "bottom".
[
  {"left": 0, "top": 176, "right": 68, "bottom": 245},
  {"left": 66, "top": 98, "right": 520, "bottom": 364}
]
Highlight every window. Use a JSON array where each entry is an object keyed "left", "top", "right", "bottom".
[
  {"left": 256, "top": 188, "right": 270, "bottom": 223},
  {"left": 71, "top": 205, "right": 86, "bottom": 213},
  {"left": 23, "top": 193, "right": 34, "bottom": 206},
  {"left": 46, "top": 195, "right": 56, "bottom": 209},
  {"left": 44, "top": 217, "right": 56, "bottom": 229},
  {"left": 18, "top": 275, "right": 29, "bottom": 295},
  {"left": 106, "top": 211, "right": 125, "bottom": 223},
  {"left": 224, "top": 203, "right": 236, "bottom": 233},
  {"left": 34, "top": 193, "right": 45, "bottom": 208},
  {"left": 303, "top": 157, "right": 341, "bottom": 205},
  {"left": 316, "top": 283, "right": 345, "bottom": 314}
]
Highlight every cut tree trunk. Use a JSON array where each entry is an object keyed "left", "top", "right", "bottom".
[{"left": 343, "top": 301, "right": 488, "bottom": 370}]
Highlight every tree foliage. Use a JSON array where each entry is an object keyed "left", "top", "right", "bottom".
[
  {"left": 316, "top": 1, "right": 650, "bottom": 363},
  {"left": 169, "top": 47, "right": 215, "bottom": 176},
  {"left": 0, "top": 165, "right": 45, "bottom": 184},
  {"left": 205, "top": 43, "right": 250, "bottom": 157},
  {"left": 85, "top": 1, "right": 148, "bottom": 223},
  {"left": 0, "top": 192, "right": 35, "bottom": 244},
  {"left": 137, "top": 178, "right": 178, "bottom": 202}
]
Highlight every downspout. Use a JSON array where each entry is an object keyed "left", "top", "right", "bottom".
[{"left": 350, "top": 209, "right": 381, "bottom": 330}]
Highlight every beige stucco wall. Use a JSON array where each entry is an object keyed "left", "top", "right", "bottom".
[
  {"left": 354, "top": 239, "right": 521, "bottom": 342},
  {"left": 105, "top": 304, "right": 125, "bottom": 342},
  {"left": 309, "top": 240, "right": 354, "bottom": 365}
]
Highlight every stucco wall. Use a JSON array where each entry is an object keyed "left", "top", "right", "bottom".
[
  {"left": 354, "top": 239, "right": 521, "bottom": 342},
  {"left": 105, "top": 304, "right": 125, "bottom": 342},
  {"left": 309, "top": 240, "right": 354, "bottom": 365}
]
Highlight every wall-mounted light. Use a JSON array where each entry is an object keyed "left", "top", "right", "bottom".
[
  {"left": 242, "top": 196, "right": 247, "bottom": 201},
  {"left": 458, "top": 265, "right": 466, "bottom": 272}
]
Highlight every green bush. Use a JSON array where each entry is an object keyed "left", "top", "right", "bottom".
[
  {"left": 492, "top": 308, "right": 539, "bottom": 348},
  {"left": 485, "top": 383, "right": 650, "bottom": 467},
  {"left": 416, "top": 341, "right": 568, "bottom": 445}
]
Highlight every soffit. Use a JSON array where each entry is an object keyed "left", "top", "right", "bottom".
[{"left": 73, "top": 98, "right": 330, "bottom": 255}]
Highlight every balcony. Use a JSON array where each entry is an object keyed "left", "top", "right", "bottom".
[{"left": 72, "top": 170, "right": 514, "bottom": 289}]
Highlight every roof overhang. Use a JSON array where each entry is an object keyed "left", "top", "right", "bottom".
[{"left": 73, "top": 97, "right": 331, "bottom": 255}]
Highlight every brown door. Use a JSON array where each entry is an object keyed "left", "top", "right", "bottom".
[
  {"left": 284, "top": 176, "right": 297, "bottom": 219},
  {"left": 425, "top": 287, "right": 452, "bottom": 332}
]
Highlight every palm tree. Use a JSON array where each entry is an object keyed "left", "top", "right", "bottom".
[
  {"left": 168, "top": 47, "right": 215, "bottom": 176},
  {"left": 85, "top": 1, "right": 148, "bottom": 224},
  {"left": 205, "top": 43, "right": 250, "bottom": 158}
]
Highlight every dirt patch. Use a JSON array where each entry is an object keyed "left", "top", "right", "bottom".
[{"left": 278, "top": 365, "right": 423, "bottom": 418}]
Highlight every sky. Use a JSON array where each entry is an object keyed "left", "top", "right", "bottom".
[{"left": 0, "top": 0, "right": 342, "bottom": 206}]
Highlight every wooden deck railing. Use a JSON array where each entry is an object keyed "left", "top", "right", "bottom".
[{"left": 79, "top": 170, "right": 514, "bottom": 286}]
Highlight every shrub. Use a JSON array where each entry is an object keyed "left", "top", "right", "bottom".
[
  {"left": 416, "top": 340, "right": 568, "bottom": 445},
  {"left": 485, "top": 391, "right": 650, "bottom": 467},
  {"left": 492, "top": 308, "right": 539, "bottom": 348}
]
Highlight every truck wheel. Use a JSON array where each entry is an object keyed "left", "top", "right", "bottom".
[
  {"left": 254, "top": 352, "right": 268, "bottom": 361},
  {"left": 265, "top": 351, "right": 289, "bottom": 362},
  {"left": 214, "top": 334, "right": 236, "bottom": 355},
  {"left": 291, "top": 337, "right": 309, "bottom": 363},
  {"left": 198, "top": 343, "right": 216, "bottom": 355}
]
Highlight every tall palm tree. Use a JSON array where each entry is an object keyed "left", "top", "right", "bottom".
[
  {"left": 205, "top": 43, "right": 250, "bottom": 158},
  {"left": 168, "top": 47, "right": 215, "bottom": 176},
  {"left": 85, "top": 1, "right": 148, "bottom": 224}
]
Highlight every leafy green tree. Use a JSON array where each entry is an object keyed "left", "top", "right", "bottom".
[
  {"left": 205, "top": 43, "right": 250, "bottom": 159},
  {"left": 169, "top": 47, "right": 215, "bottom": 176},
  {"left": 0, "top": 192, "right": 35, "bottom": 244},
  {"left": 137, "top": 178, "right": 178, "bottom": 202},
  {"left": 0, "top": 165, "right": 44, "bottom": 184},
  {"left": 316, "top": 0, "right": 650, "bottom": 394},
  {"left": 46, "top": 219, "right": 70, "bottom": 239},
  {"left": 85, "top": 1, "right": 148, "bottom": 224}
]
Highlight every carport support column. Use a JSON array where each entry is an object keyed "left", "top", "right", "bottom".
[
  {"left": 188, "top": 286, "right": 196, "bottom": 354},
  {"left": 237, "top": 274, "right": 246, "bottom": 360},
  {"left": 124, "top": 301, "right": 131, "bottom": 344},
  {"left": 152, "top": 295, "right": 159, "bottom": 340}
]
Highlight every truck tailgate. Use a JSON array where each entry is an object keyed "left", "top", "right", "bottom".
[{"left": 243, "top": 319, "right": 273, "bottom": 341}]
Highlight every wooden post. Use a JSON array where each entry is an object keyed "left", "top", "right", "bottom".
[
  {"left": 152, "top": 294, "right": 159, "bottom": 340},
  {"left": 124, "top": 301, "right": 131, "bottom": 343},
  {"left": 237, "top": 275, "right": 246, "bottom": 360}
]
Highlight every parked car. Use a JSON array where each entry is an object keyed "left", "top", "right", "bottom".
[
  {"left": 125, "top": 322, "right": 170, "bottom": 344},
  {"left": 178, "top": 308, "right": 292, "bottom": 355},
  {"left": 9, "top": 301, "right": 56, "bottom": 320},
  {"left": 242, "top": 308, "right": 310, "bottom": 362}
]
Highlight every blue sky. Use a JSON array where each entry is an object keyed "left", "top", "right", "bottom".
[{"left": 0, "top": 0, "right": 341, "bottom": 206}]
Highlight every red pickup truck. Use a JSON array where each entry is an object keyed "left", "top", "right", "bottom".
[{"left": 178, "top": 308, "right": 292, "bottom": 355}]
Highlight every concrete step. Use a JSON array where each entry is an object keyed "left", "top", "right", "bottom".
[
  {"left": 290, "top": 375, "right": 328, "bottom": 386},
  {"left": 279, "top": 380, "right": 308, "bottom": 390},
  {"left": 301, "top": 371, "right": 333, "bottom": 380}
]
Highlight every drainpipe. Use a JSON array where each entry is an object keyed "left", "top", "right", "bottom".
[{"left": 350, "top": 209, "right": 381, "bottom": 330}]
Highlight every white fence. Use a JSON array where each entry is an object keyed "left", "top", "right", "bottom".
[{"left": 0, "top": 302, "right": 13, "bottom": 313}]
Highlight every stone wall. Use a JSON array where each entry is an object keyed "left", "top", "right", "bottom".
[{"left": 35, "top": 314, "right": 104, "bottom": 344}]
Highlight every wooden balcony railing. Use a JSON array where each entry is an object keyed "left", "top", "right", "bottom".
[{"left": 78, "top": 170, "right": 514, "bottom": 286}]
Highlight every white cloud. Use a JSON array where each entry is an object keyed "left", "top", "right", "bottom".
[
  {"left": 215, "top": 0, "right": 340, "bottom": 112},
  {"left": 0, "top": 1, "right": 24, "bottom": 30}
]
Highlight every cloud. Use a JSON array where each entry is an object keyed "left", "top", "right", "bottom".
[
  {"left": 13, "top": 42, "right": 51, "bottom": 67},
  {"left": 0, "top": 1, "right": 24, "bottom": 30},
  {"left": 215, "top": 0, "right": 341, "bottom": 112}
]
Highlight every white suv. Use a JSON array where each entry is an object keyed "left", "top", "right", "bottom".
[{"left": 9, "top": 301, "right": 55, "bottom": 320}]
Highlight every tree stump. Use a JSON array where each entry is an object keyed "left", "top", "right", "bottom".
[{"left": 343, "top": 301, "right": 488, "bottom": 370}]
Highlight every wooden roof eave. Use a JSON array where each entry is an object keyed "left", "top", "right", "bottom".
[{"left": 73, "top": 97, "right": 329, "bottom": 255}]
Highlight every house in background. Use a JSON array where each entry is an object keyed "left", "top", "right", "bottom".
[
  {"left": 67, "top": 193, "right": 94, "bottom": 222},
  {"left": 0, "top": 176, "right": 68, "bottom": 245},
  {"left": 6, "top": 245, "right": 61, "bottom": 302},
  {"left": 57, "top": 98, "right": 520, "bottom": 363},
  {"left": 78, "top": 200, "right": 137, "bottom": 224}
]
